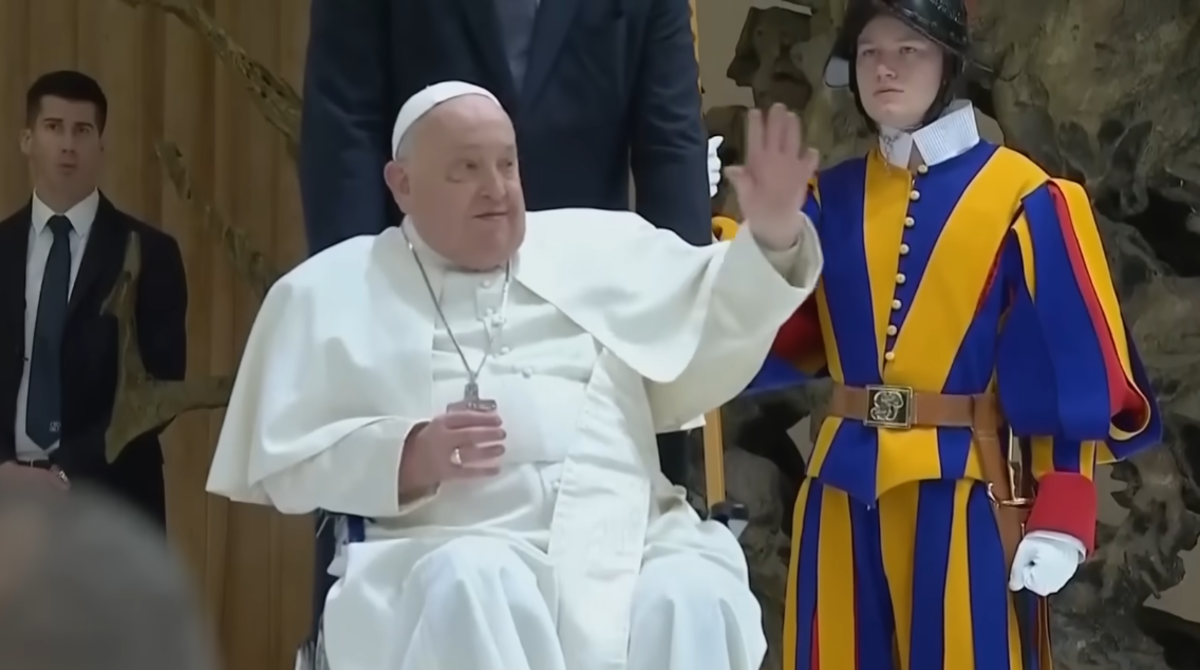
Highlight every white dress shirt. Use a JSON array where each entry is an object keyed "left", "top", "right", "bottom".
[{"left": 14, "top": 190, "right": 100, "bottom": 459}]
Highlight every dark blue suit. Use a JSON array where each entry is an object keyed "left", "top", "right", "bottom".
[{"left": 298, "top": 0, "right": 711, "bottom": 251}]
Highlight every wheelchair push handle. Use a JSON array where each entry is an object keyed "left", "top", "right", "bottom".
[{"left": 702, "top": 408, "right": 749, "bottom": 538}]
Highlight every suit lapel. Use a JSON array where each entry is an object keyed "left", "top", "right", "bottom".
[
  {"left": 522, "top": 0, "right": 583, "bottom": 107},
  {"left": 67, "top": 194, "right": 126, "bottom": 321},
  {"left": 0, "top": 205, "right": 31, "bottom": 337},
  {"left": 454, "top": 0, "right": 519, "bottom": 104}
]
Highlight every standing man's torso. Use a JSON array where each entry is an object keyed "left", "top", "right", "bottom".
[
  {"left": 0, "top": 194, "right": 138, "bottom": 463},
  {"left": 382, "top": 0, "right": 645, "bottom": 210}
]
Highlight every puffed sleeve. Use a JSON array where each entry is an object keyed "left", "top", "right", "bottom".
[{"left": 996, "top": 178, "right": 1162, "bottom": 551}]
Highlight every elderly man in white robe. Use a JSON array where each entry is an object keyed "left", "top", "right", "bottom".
[{"left": 206, "top": 81, "right": 823, "bottom": 670}]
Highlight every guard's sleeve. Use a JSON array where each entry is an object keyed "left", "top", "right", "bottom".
[
  {"left": 997, "top": 178, "right": 1162, "bottom": 552},
  {"left": 770, "top": 180, "right": 827, "bottom": 376}
]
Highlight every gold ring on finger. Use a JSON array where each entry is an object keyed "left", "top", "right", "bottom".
[{"left": 450, "top": 448, "right": 463, "bottom": 467}]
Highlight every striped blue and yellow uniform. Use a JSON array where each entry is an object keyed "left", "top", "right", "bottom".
[{"left": 779, "top": 143, "right": 1161, "bottom": 670}]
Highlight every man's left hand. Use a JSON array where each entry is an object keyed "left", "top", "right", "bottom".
[
  {"left": 725, "top": 103, "right": 819, "bottom": 250},
  {"left": 1008, "top": 531, "right": 1085, "bottom": 596}
]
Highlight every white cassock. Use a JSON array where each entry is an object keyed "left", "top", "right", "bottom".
[{"left": 207, "top": 208, "right": 822, "bottom": 670}]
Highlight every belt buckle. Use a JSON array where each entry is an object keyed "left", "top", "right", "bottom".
[{"left": 863, "top": 385, "right": 914, "bottom": 429}]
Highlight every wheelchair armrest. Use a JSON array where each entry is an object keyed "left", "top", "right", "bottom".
[{"left": 708, "top": 500, "right": 749, "bottom": 538}]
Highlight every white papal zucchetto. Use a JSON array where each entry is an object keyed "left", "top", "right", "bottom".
[{"left": 390, "top": 81, "right": 502, "bottom": 157}]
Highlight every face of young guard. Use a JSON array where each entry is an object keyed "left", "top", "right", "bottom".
[{"left": 855, "top": 14, "right": 944, "bottom": 130}]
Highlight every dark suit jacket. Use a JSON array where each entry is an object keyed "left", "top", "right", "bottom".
[
  {"left": 298, "top": 0, "right": 711, "bottom": 253},
  {"left": 0, "top": 195, "right": 188, "bottom": 527}
]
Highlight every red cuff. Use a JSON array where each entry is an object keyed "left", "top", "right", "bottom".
[
  {"left": 1025, "top": 472, "right": 1096, "bottom": 554},
  {"left": 772, "top": 299, "right": 820, "bottom": 361}
]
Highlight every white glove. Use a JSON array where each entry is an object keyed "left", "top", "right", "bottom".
[
  {"left": 1007, "top": 530, "right": 1086, "bottom": 596},
  {"left": 708, "top": 135, "right": 724, "bottom": 198}
]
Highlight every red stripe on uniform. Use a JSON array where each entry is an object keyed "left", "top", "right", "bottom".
[
  {"left": 1048, "top": 183, "right": 1142, "bottom": 417},
  {"left": 811, "top": 616, "right": 820, "bottom": 670}
]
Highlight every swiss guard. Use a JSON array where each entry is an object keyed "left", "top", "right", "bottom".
[{"left": 765, "top": 0, "right": 1163, "bottom": 668}]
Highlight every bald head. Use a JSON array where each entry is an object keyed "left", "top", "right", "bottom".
[
  {"left": 0, "top": 484, "right": 217, "bottom": 670},
  {"left": 384, "top": 83, "right": 525, "bottom": 272}
]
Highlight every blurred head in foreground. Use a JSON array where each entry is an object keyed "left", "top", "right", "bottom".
[{"left": 0, "top": 483, "right": 218, "bottom": 670}]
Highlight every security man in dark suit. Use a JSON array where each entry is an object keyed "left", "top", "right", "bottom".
[
  {"left": 0, "top": 71, "right": 188, "bottom": 529},
  {"left": 299, "top": 0, "right": 711, "bottom": 488}
]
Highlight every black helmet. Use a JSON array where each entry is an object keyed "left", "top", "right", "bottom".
[{"left": 823, "top": 0, "right": 973, "bottom": 127}]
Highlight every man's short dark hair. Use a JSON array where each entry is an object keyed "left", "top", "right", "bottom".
[
  {"left": 25, "top": 70, "right": 109, "bottom": 133},
  {"left": 0, "top": 483, "right": 218, "bottom": 670}
]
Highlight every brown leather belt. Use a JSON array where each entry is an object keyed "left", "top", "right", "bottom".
[{"left": 828, "top": 383, "right": 1032, "bottom": 569}]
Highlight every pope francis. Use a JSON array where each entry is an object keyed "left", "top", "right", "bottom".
[{"left": 206, "top": 81, "right": 823, "bottom": 670}]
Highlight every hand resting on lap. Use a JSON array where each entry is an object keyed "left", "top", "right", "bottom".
[{"left": 398, "top": 409, "right": 506, "bottom": 500}]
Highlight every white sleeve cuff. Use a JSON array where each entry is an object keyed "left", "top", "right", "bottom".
[
  {"left": 259, "top": 417, "right": 434, "bottom": 518},
  {"left": 753, "top": 213, "right": 822, "bottom": 292}
]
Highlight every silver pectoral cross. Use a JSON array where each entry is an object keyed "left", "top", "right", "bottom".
[{"left": 447, "top": 381, "right": 497, "bottom": 412}]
